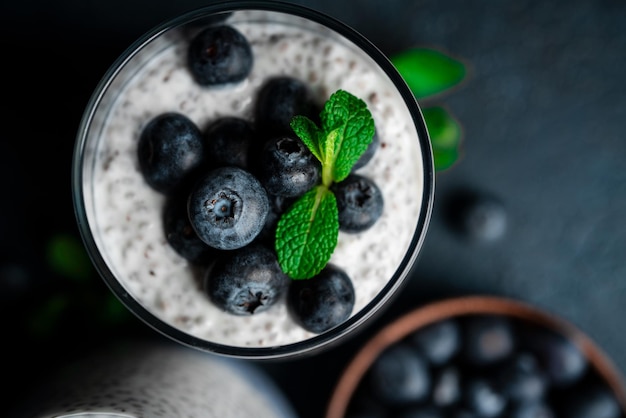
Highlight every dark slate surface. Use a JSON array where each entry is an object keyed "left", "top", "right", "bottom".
[{"left": 2, "top": 0, "right": 625, "bottom": 417}]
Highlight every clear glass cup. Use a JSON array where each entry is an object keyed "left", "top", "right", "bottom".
[
  {"left": 10, "top": 339, "right": 297, "bottom": 417},
  {"left": 72, "top": 0, "right": 434, "bottom": 359}
]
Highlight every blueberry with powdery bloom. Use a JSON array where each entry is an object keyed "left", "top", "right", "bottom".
[
  {"left": 287, "top": 264, "right": 355, "bottom": 334},
  {"left": 460, "top": 315, "right": 515, "bottom": 367},
  {"left": 518, "top": 323, "right": 588, "bottom": 387},
  {"left": 397, "top": 405, "right": 445, "bottom": 418},
  {"left": 204, "top": 116, "right": 256, "bottom": 169},
  {"left": 444, "top": 189, "right": 507, "bottom": 242},
  {"left": 352, "top": 128, "right": 380, "bottom": 171},
  {"left": 508, "top": 402, "right": 556, "bottom": 418},
  {"left": 332, "top": 174, "right": 384, "bottom": 233},
  {"left": 188, "top": 166, "right": 269, "bottom": 250},
  {"left": 462, "top": 377, "right": 507, "bottom": 418},
  {"left": 162, "top": 187, "right": 218, "bottom": 265},
  {"left": 366, "top": 343, "right": 431, "bottom": 406},
  {"left": 205, "top": 243, "right": 289, "bottom": 315},
  {"left": 256, "top": 135, "right": 321, "bottom": 198},
  {"left": 431, "top": 365, "right": 462, "bottom": 407},
  {"left": 254, "top": 76, "right": 319, "bottom": 136},
  {"left": 556, "top": 381, "right": 621, "bottom": 418},
  {"left": 410, "top": 318, "right": 461, "bottom": 366},
  {"left": 448, "top": 409, "right": 479, "bottom": 418},
  {"left": 187, "top": 25, "right": 253, "bottom": 86},
  {"left": 256, "top": 194, "right": 295, "bottom": 245},
  {"left": 137, "top": 112, "right": 205, "bottom": 195},
  {"left": 494, "top": 352, "right": 549, "bottom": 404}
]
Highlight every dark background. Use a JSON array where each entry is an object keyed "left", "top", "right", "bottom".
[{"left": 2, "top": 0, "right": 625, "bottom": 417}]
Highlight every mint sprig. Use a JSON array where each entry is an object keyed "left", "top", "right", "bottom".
[{"left": 275, "top": 90, "right": 375, "bottom": 280}]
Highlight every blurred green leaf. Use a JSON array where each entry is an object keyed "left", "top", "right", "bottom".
[
  {"left": 433, "top": 147, "right": 460, "bottom": 172},
  {"left": 391, "top": 48, "right": 466, "bottom": 99},
  {"left": 28, "top": 293, "right": 69, "bottom": 337},
  {"left": 99, "top": 293, "right": 131, "bottom": 325},
  {"left": 46, "top": 234, "right": 93, "bottom": 282},
  {"left": 423, "top": 106, "right": 462, "bottom": 171}
]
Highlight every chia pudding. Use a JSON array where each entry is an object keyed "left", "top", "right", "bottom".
[{"left": 76, "top": 5, "right": 432, "bottom": 353}]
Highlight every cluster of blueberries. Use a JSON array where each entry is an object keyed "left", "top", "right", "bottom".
[
  {"left": 136, "top": 24, "right": 382, "bottom": 334},
  {"left": 346, "top": 314, "right": 624, "bottom": 418}
]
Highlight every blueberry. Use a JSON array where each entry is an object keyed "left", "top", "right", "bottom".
[
  {"left": 444, "top": 189, "right": 507, "bottom": 242},
  {"left": 410, "top": 319, "right": 461, "bottom": 366},
  {"left": 353, "top": 128, "right": 380, "bottom": 170},
  {"left": 254, "top": 76, "right": 319, "bottom": 136},
  {"left": 162, "top": 188, "right": 218, "bottom": 265},
  {"left": 256, "top": 135, "right": 321, "bottom": 197},
  {"left": 397, "top": 405, "right": 445, "bottom": 418},
  {"left": 506, "top": 402, "right": 555, "bottom": 418},
  {"left": 256, "top": 194, "right": 295, "bottom": 245},
  {"left": 187, "top": 25, "right": 252, "bottom": 86},
  {"left": 494, "top": 352, "right": 548, "bottom": 403},
  {"left": 204, "top": 116, "right": 256, "bottom": 169},
  {"left": 462, "top": 377, "right": 507, "bottom": 418},
  {"left": 205, "top": 243, "right": 289, "bottom": 315},
  {"left": 555, "top": 381, "right": 621, "bottom": 418},
  {"left": 462, "top": 196, "right": 506, "bottom": 242},
  {"left": 367, "top": 343, "right": 431, "bottom": 406},
  {"left": 188, "top": 166, "right": 269, "bottom": 250},
  {"left": 287, "top": 264, "right": 355, "bottom": 334},
  {"left": 431, "top": 365, "right": 462, "bottom": 407},
  {"left": 448, "top": 409, "right": 480, "bottom": 418},
  {"left": 461, "top": 315, "right": 515, "bottom": 367},
  {"left": 519, "top": 324, "right": 588, "bottom": 387},
  {"left": 137, "top": 112, "right": 205, "bottom": 194},
  {"left": 332, "top": 174, "right": 384, "bottom": 233}
]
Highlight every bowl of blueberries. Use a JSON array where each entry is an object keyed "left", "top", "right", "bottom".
[{"left": 326, "top": 296, "right": 626, "bottom": 418}]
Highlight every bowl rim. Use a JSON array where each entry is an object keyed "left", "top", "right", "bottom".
[
  {"left": 71, "top": 0, "right": 435, "bottom": 360},
  {"left": 325, "top": 295, "right": 626, "bottom": 417}
]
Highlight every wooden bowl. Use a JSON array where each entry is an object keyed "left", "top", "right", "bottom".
[{"left": 326, "top": 295, "right": 626, "bottom": 418}]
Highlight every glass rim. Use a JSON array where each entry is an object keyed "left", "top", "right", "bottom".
[{"left": 71, "top": 0, "right": 435, "bottom": 360}]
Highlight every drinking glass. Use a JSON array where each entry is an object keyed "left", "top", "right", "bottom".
[{"left": 72, "top": 0, "right": 434, "bottom": 359}]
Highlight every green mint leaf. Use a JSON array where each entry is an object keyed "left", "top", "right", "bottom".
[
  {"left": 391, "top": 48, "right": 466, "bottom": 99},
  {"left": 290, "top": 115, "right": 323, "bottom": 162},
  {"left": 275, "top": 185, "right": 338, "bottom": 280},
  {"left": 423, "top": 106, "right": 462, "bottom": 171},
  {"left": 320, "top": 90, "right": 375, "bottom": 183}
]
